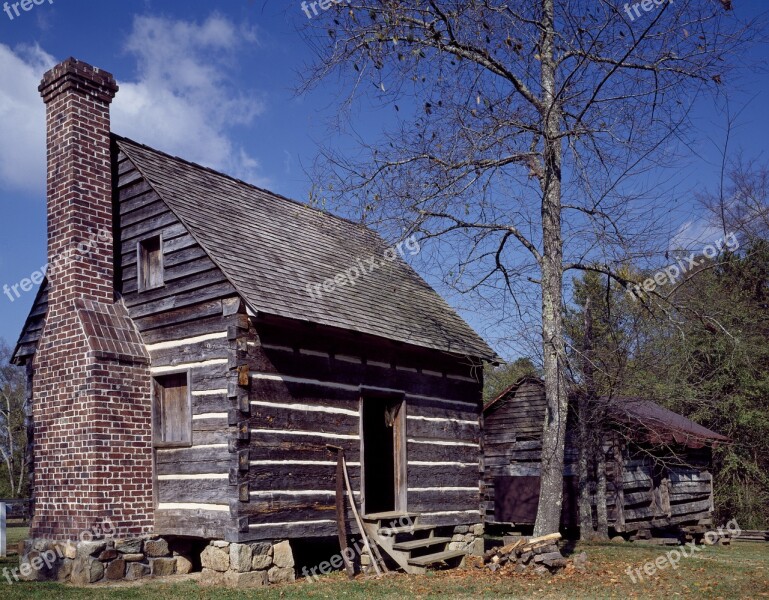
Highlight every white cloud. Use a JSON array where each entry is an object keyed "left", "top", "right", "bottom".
[
  {"left": 0, "top": 44, "right": 55, "bottom": 194},
  {"left": 0, "top": 14, "right": 266, "bottom": 195},
  {"left": 113, "top": 14, "right": 266, "bottom": 183},
  {"left": 670, "top": 218, "right": 725, "bottom": 252}
]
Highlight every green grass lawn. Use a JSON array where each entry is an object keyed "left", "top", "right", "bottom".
[
  {"left": 3, "top": 524, "right": 29, "bottom": 554},
  {"left": 1, "top": 537, "right": 767, "bottom": 599}
]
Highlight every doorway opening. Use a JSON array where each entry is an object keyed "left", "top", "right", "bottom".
[{"left": 361, "top": 392, "right": 406, "bottom": 515}]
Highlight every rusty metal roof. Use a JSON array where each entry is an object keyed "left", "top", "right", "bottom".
[{"left": 483, "top": 378, "right": 729, "bottom": 448}]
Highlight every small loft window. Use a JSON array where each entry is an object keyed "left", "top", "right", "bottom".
[
  {"left": 138, "top": 235, "right": 164, "bottom": 291},
  {"left": 152, "top": 372, "right": 191, "bottom": 447}
]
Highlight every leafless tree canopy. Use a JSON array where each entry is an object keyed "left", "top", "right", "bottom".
[
  {"left": 0, "top": 341, "right": 27, "bottom": 497},
  {"left": 301, "top": 0, "right": 757, "bottom": 534}
]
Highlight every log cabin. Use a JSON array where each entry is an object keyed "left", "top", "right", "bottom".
[
  {"left": 10, "top": 58, "right": 494, "bottom": 583},
  {"left": 482, "top": 378, "right": 729, "bottom": 540}
]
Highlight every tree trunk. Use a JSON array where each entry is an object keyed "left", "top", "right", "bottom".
[
  {"left": 595, "top": 440, "right": 609, "bottom": 539},
  {"left": 1, "top": 390, "right": 15, "bottom": 496},
  {"left": 577, "top": 411, "right": 594, "bottom": 539},
  {"left": 23, "top": 364, "right": 33, "bottom": 499},
  {"left": 578, "top": 298, "right": 595, "bottom": 539},
  {"left": 533, "top": 0, "right": 567, "bottom": 537}
]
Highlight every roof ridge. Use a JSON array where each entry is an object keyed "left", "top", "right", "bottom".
[{"left": 111, "top": 134, "right": 375, "bottom": 235}]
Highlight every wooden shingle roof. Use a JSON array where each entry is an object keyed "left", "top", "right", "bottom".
[{"left": 116, "top": 137, "right": 495, "bottom": 359}]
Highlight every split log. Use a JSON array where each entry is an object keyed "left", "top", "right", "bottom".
[{"left": 484, "top": 532, "right": 575, "bottom": 574}]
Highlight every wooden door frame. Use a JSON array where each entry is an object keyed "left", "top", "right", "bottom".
[{"left": 359, "top": 387, "right": 407, "bottom": 515}]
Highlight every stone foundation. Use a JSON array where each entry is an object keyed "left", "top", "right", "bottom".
[
  {"left": 198, "top": 539, "right": 295, "bottom": 587},
  {"left": 16, "top": 536, "right": 193, "bottom": 584},
  {"left": 448, "top": 523, "right": 485, "bottom": 556},
  {"left": 16, "top": 537, "right": 295, "bottom": 587}
]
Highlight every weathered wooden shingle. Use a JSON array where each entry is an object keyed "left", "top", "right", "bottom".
[
  {"left": 76, "top": 298, "right": 150, "bottom": 365},
  {"left": 115, "top": 137, "right": 494, "bottom": 359},
  {"left": 11, "top": 279, "right": 48, "bottom": 364}
]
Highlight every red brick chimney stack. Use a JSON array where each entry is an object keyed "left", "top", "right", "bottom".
[
  {"left": 39, "top": 57, "right": 118, "bottom": 302},
  {"left": 29, "top": 59, "right": 154, "bottom": 543}
]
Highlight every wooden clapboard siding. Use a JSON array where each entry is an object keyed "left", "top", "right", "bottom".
[
  {"left": 11, "top": 279, "right": 49, "bottom": 363},
  {"left": 154, "top": 507, "right": 231, "bottom": 539},
  {"left": 231, "top": 312, "right": 483, "bottom": 542},
  {"left": 117, "top": 154, "right": 236, "bottom": 328},
  {"left": 116, "top": 152, "right": 241, "bottom": 540},
  {"left": 482, "top": 379, "right": 548, "bottom": 524},
  {"left": 115, "top": 154, "right": 485, "bottom": 542}
]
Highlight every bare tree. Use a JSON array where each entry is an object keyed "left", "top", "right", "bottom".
[
  {"left": 302, "top": 0, "right": 755, "bottom": 534},
  {"left": 576, "top": 297, "right": 595, "bottom": 537},
  {"left": 0, "top": 341, "right": 28, "bottom": 497}
]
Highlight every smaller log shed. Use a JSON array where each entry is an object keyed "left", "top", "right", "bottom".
[{"left": 481, "top": 378, "right": 729, "bottom": 537}]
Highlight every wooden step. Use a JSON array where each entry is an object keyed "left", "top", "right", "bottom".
[
  {"left": 407, "top": 549, "right": 466, "bottom": 567},
  {"left": 393, "top": 536, "right": 451, "bottom": 551},
  {"left": 362, "top": 511, "right": 419, "bottom": 522},
  {"left": 380, "top": 523, "right": 434, "bottom": 536}
]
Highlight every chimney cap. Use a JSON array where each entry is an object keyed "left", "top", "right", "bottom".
[{"left": 39, "top": 57, "right": 119, "bottom": 104}]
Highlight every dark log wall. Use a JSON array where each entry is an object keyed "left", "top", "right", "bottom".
[
  {"left": 609, "top": 444, "right": 714, "bottom": 533},
  {"left": 230, "top": 313, "right": 484, "bottom": 542},
  {"left": 482, "top": 381, "right": 715, "bottom": 533},
  {"left": 481, "top": 380, "right": 555, "bottom": 522},
  {"left": 117, "top": 150, "right": 239, "bottom": 540},
  {"left": 117, "top": 151, "right": 484, "bottom": 542}
]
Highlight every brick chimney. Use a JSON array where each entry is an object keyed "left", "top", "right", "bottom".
[
  {"left": 28, "top": 59, "right": 154, "bottom": 543},
  {"left": 39, "top": 57, "right": 117, "bottom": 300}
]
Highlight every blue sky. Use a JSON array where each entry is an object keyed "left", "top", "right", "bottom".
[{"left": 0, "top": 0, "right": 768, "bottom": 360}]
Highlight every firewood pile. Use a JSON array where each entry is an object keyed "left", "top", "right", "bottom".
[{"left": 484, "top": 533, "right": 587, "bottom": 575}]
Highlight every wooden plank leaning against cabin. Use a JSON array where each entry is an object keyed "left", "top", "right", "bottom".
[
  {"left": 116, "top": 151, "right": 239, "bottom": 539},
  {"left": 228, "top": 312, "right": 484, "bottom": 542}
]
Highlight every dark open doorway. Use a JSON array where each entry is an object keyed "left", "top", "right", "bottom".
[{"left": 361, "top": 392, "right": 406, "bottom": 515}]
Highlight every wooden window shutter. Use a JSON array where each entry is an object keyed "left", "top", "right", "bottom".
[
  {"left": 153, "top": 373, "right": 191, "bottom": 447},
  {"left": 138, "top": 235, "right": 164, "bottom": 291}
]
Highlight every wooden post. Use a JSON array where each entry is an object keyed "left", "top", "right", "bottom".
[
  {"left": 0, "top": 502, "right": 6, "bottom": 558},
  {"left": 327, "top": 444, "right": 383, "bottom": 576}
]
